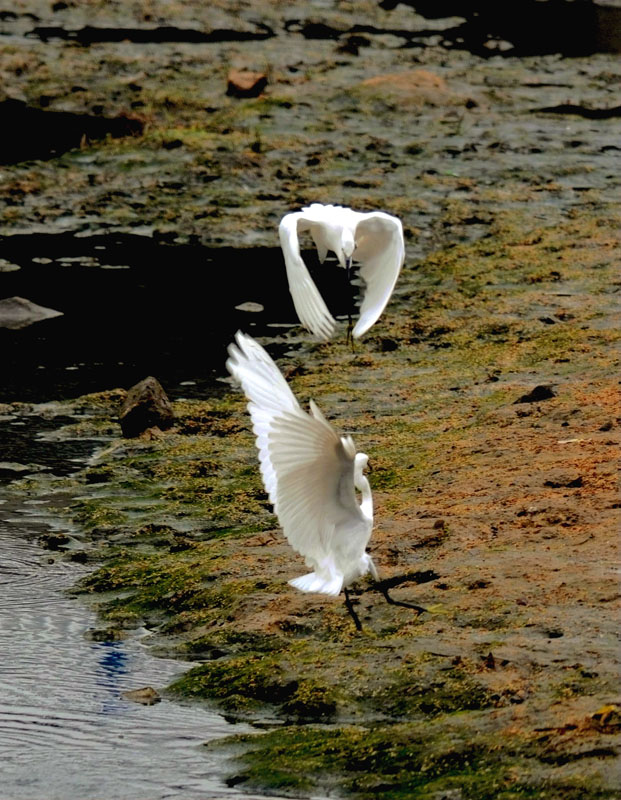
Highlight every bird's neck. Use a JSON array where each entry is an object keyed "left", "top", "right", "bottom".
[{"left": 357, "top": 475, "right": 373, "bottom": 522}]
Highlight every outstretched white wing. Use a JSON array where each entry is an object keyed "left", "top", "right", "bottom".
[
  {"left": 226, "top": 330, "right": 299, "bottom": 504},
  {"left": 268, "top": 401, "right": 363, "bottom": 568},
  {"left": 352, "top": 211, "right": 404, "bottom": 338},
  {"left": 226, "top": 332, "right": 363, "bottom": 571},
  {"left": 279, "top": 211, "right": 337, "bottom": 341}
]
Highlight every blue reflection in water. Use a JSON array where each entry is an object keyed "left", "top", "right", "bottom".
[{"left": 94, "top": 641, "right": 130, "bottom": 714}]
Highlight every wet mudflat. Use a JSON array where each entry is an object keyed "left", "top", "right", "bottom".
[{"left": 1, "top": 1, "right": 621, "bottom": 798}]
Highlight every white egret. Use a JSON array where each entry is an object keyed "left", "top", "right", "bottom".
[
  {"left": 279, "top": 203, "right": 405, "bottom": 342},
  {"left": 225, "top": 330, "right": 425, "bottom": 629}
]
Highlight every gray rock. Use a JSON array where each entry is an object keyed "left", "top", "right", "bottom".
[
  {"left": 119, "top": 376, "right": 174, "bottom": 437},
  {"left": 0, "top": 461, "right": 45, "bottom": 476},
  {"left": 235, "top": 301, "right": 264, "bottom": 312},
  {"left": 121, "top": 686, "right": 161, "bottom": 705},
  {"left": 0, "top": 296, "right": 63, "bottom": 329}
]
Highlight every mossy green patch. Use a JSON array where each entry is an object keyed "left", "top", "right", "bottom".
[
  {"left": 220, "top": 720, "right": 619, "bottom": 800},
  {"left": 169, "top": 652, "right": 296, "bottom": 712},
  {"left": 372, "top": 664, "right": 493, "bottom": 718}
]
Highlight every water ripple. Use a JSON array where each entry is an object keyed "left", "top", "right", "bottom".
[{"left": 0, "top": 507, "right": 279, "bottom": 800}]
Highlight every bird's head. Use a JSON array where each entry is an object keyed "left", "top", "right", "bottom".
[{"left": 355, "top": 452, "right": 370, "bottom": 474}]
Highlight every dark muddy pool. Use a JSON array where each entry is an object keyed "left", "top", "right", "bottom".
[{"left": 0, "top": 232, "right": 352, "bottom": 403}]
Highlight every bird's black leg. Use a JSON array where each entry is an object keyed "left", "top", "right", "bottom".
[
  {"left": 346, "top": 318, "right": 355, "bottom": 352},
  {"left": 377, "top": 581, "right": 427, "bottom": 615},
  {"left": 344, "top": 587, "right": 363, "bottom": 631},
  {"left": 345, "top": 262, "right": 356, "bottom": 352}
]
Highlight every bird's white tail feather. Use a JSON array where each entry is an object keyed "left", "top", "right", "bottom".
[{"left": 289, "top": 572, "right": 343, "bottom": 596}]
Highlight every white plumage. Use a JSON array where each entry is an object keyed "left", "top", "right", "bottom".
[
  {"left": 279, "top": 203, "right": 405, "bottom": 341},
  {"left": 226, "top": 331, "right": 377, "bottom": 597}
]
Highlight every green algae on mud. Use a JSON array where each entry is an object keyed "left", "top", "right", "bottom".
[{"left": 215, "top": 719, "right": 620, "bottom": 799}]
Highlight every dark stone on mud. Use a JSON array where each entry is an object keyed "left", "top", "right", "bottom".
[
  {"left": 544, "top": 473, "right": 583, "bottom": 489},
  {"left": 84, "top": 467, "right": 113, "bottom": 484},
  {"left": 226, "top": 69, "right": 268, "bottom": 98},
  {"left": 338, "top": 34, "right": 371, "bottom": 55},
  {"left": 39, "top": 532, "right": 70, "bottom": 550},
  {"left": 467, "top": 578, "right": 491, "bottom": 590},
  {"left": 599, "top": 420, "right": 614, "bottom": 431},
  {"left": 119, "top": 376, "right": 174, "bottom": 438},
  {"left": 481, "top": 652, "right": 496, "bottom": 670},
  {"left": 0, "top": 296, "right": 63, "bottom": 330},
  {"left": 380, "top": 337, "right": 399, "bottom": 352},
  {"left": 513, "top": 385, "right": 556, "bottom": 404},
  {"left": 225, "top": 776, "right": 248, "bottom": 788}
]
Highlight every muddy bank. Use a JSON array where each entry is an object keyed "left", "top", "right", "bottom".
[
  {"left": 6, "top": 205, "right": 620, "bottom": 798},
  {"left": 2, "top": 1, "right": 621, "bottom": 797},
  {"left": 1, "top": 1, "right": 621, "bottom": 248}
]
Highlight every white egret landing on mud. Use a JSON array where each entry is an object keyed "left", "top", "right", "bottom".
[
  {"left": 226, "top": 331, "right": 425, "bottom": 630},
  {"left": 279, "top": 203, "right": 405, "bottom": 342}
]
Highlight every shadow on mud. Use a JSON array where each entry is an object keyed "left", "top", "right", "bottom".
[{"left": 0, "top": 99, "right": 143, "bottom": 165}]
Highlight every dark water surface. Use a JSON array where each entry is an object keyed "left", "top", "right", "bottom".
[{"left": 0, "top": 232, "right": 351, "bottom": 403}]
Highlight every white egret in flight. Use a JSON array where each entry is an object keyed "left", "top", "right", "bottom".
[
  {"left": 226, "top": 331, "right": 425, "bottom": 629},
  {"left": 279, "top": 203, "right": 405, "bottom": 342}
]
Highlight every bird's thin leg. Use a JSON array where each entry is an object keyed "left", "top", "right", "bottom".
[
  {"left": 346, "top": 318, "right": 355, "bottom": 352},
  {"left": 345, "top": 262, "right": 356, "bottom": 352},
  {"left": 376, "top": 581, "right": 427, "bottom": 615},
  {"left": 343, "top": 587, "right": 363, "bottom": 631}
]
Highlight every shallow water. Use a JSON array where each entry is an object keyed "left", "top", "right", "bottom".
[{"left": 0, "top": 501, "right": 275, "bottom": 800}]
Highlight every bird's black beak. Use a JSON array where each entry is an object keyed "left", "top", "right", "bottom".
[
  {"left": 366, "top": 460, "right": 373, "bottom": 473},
  {"left": 345, "top": 256, "right": 352, "bottom": 280}
]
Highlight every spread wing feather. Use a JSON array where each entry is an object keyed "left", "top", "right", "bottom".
[
  {"left": 226, "top": 331, "right": 362, "bottom": 568},
  {"left": 352, "top": 212, "right": 404, "bottom": 338},
  {"left": 279, "top": 212, "right": 337, "bottom": 341},
  {"left": 226, "top": 331, "right": 299, "bottom": 505},
  {"left": 268, "top": 410, "right": 359, "bottom": 566}
]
